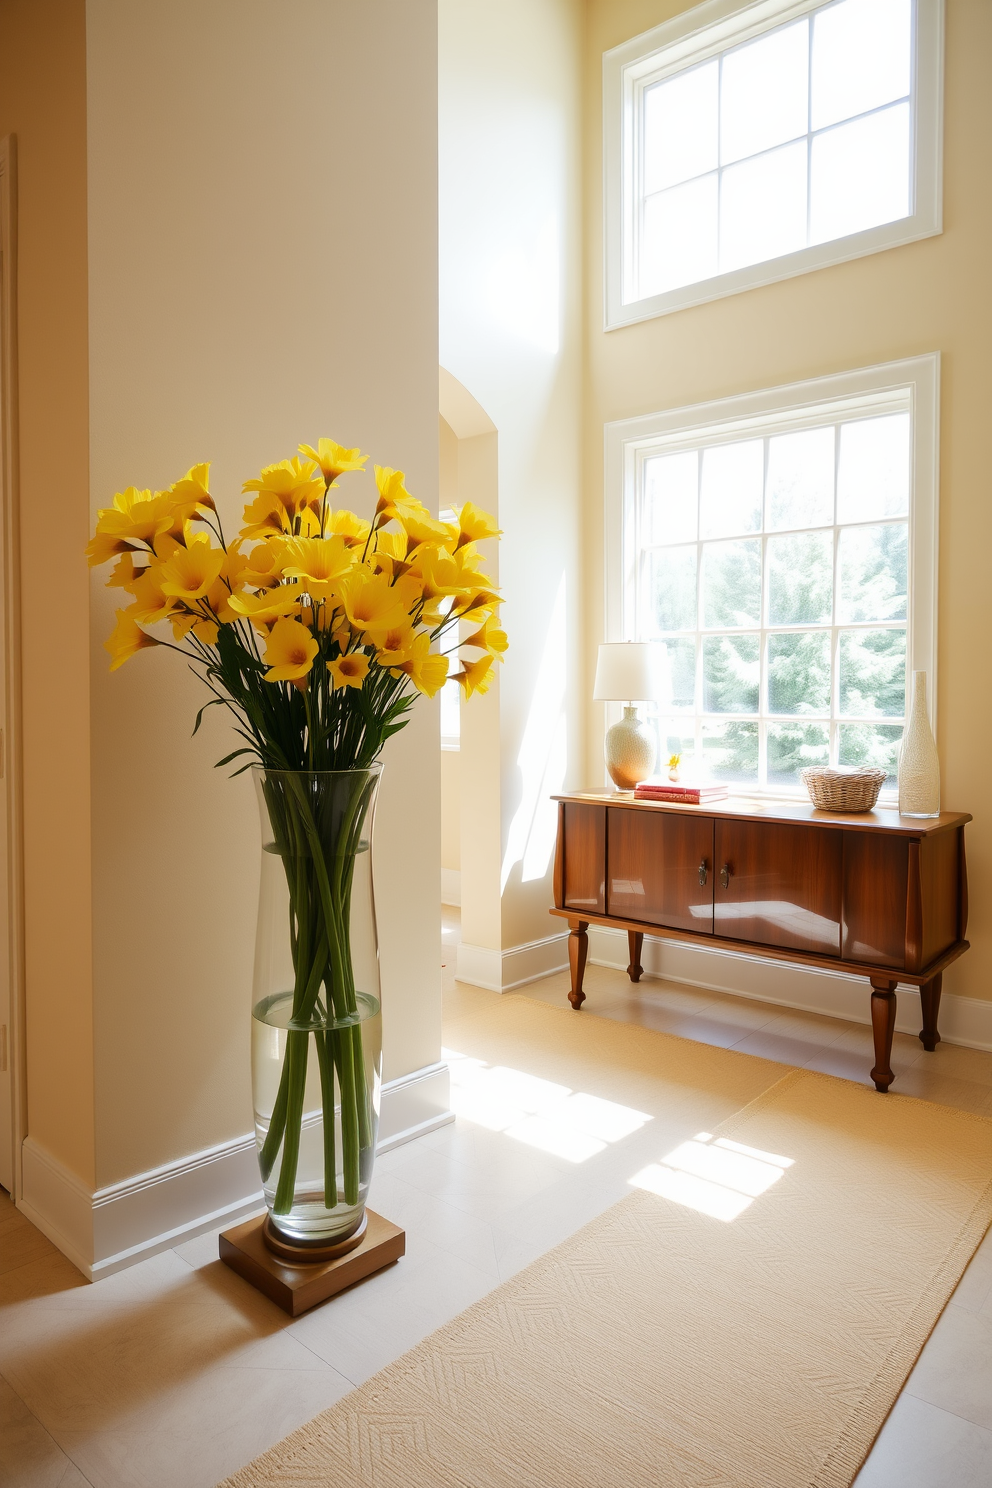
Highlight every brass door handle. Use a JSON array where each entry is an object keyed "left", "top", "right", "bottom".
[
  {"left": 698, "top": 860, "right": 708, "bottom": 885},
  {"left": 720, "top": 864, "right": 731, "bottom": 890}
]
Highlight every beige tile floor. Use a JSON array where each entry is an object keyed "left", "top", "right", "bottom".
[{"left": 0, "top": 910, "right": 989, "bottom": 1488}]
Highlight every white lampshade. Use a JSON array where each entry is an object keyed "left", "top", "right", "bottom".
[{"left": 593, "top": 642, "right": 663, "bottom": 703}]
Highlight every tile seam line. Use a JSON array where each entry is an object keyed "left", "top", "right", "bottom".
[{"left": 0, "top": 1364, "right": 86, "bottom": 1482}]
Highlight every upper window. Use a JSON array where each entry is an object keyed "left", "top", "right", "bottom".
[
  {"left": 604, "top": 0, "right": 943, "bottom": 327},
  {"left": 604, "top": 356, "right": 939, "bottom": 800}
]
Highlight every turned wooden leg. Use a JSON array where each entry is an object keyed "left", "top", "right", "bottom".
[
  {"left": 627, "top": 931, "right": 644, "bottom": 983},
  {"left": 869, "top": 977, "right": 898, "bottom": 1092},
  {"left": 919, "top": 973, "right": 942, "bottom": 1052},
  {"left": 567, "top": 919, "right": 589, "bottom": 1010}
]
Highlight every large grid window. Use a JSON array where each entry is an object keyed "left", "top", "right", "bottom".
[
  {"left": 640, "top": 0, "right": 911, "bottom": 297},
  {"left": 604, "top": 0, "right": 943, "bottom": 327},
  {"left": 608, "top": 359, "right": 939, "bottom": 801}
]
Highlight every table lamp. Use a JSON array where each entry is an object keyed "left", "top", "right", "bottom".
[{"left": 593, "top": 642, "right": 662, "bottom": 790}]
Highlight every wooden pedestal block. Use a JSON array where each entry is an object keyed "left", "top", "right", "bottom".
[{"left": 219, "top": 1209, "right": 405, "bottom": 1316}]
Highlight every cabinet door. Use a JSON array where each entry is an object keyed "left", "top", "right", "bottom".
[
  {"left": 607, "top": 809, "right": 714, "bottom": 933},
  {"left": 842, "top": 832, "right": 908, "bottom": 968},
  {"left": 562, "top": 804, "right": 606, "bottom": 915},
  {"left": 714, "top": 821, "right": 842, "bottom": 955}
]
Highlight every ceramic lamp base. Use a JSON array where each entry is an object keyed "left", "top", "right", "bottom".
[{"left": 605, "top": 706, "right": 656, "bottom": 791}]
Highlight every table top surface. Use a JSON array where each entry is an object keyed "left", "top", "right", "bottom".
[{"left": 553, "top": 790, "right": 971, "bottom": 837}]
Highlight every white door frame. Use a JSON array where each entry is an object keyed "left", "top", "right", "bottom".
[{"left": 0, "top": 135, "right": 26, "bottom": 1199}]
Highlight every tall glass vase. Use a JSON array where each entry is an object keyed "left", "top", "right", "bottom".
[{"left": 251, "top": 766, "right": 383, "bottom": 1255}]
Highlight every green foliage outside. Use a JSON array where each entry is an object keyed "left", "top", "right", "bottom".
[{"left": 650, "top": 521, "right": 908, "bottom": 786}]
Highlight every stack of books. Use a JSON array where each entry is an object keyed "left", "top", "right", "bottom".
[{"left": 633, "top": 779, "right": 729, "bottom": 805}]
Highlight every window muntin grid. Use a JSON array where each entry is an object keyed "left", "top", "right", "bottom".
[
  {"left": 630, "top": 0, "right": 915, "bottom": 304},
  {"left": 630, "top": 409, "right": 911, "bottom": 795}
]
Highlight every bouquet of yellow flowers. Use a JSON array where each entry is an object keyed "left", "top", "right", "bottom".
[
  {"left": 88, "top": 438, "right": 504, "bottom": 762},
  {"left": 88, "top": 439, "right": 505, "bottom": 1237}
]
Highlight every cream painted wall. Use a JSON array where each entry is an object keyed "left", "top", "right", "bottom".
[
  {"left": 441, "top": 751, "right": 461, "bottom": 873},
  {"left": 0, "top": 0, "right": 95, "bottom": 1188},
  {"left": 439, "top": 416, "right": 461, "bottom": 876},
  {"left": 85, "top": 0, "right": 442, "bottom": 1185},
  {"left": 583, "top": 0, "right": 992, "bottom": 1004},
  {"left": 439, "top": 0, "right": 584, "bottom": 962}
]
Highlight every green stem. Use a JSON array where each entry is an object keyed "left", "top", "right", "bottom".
[
  {"left": 273, "top": 1030, "right": 308, "bottom": 1214},
  {"left": 315, "top": 1031, "right": 337, "bottom": 1208},
  {"left": 261, "top": 770, "right": 377, "bottom": 1219}
]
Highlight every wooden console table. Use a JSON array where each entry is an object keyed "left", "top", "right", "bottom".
[{"left": 550, "top": 791, "right": 970, "bottom": 1092}]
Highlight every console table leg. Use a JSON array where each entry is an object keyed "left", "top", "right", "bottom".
[
  {"left": 919, "top": 973, "right": 942, "bottom": 1052},
  {"left": 627, "top": 931, "right": 644, "bottom": 984},
  {"left": 567, "top": 919, "right": 588, "bottom": 1010},
  {"left": 869, "top": 978, "right": 898, "bottom": 1092}
]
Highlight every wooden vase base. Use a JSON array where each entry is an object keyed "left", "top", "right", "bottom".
[
  {"left": 261, "top": 1211, "right": 368, "bottom": 1264},
  {"left": 220, "top": 1209, "right": 405, "bottom": 1316}
]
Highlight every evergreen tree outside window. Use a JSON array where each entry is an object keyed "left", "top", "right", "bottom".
[{"left": 604, "top": 358, "right": 938, "bottom": 800}]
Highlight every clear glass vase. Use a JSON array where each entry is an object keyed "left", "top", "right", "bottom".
[{"left": 251, "top": 766, "right": 383, "bottom": 1249}]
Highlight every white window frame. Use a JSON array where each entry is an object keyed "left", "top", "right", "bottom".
[
  {"left": 604, "top": 0, "right": 944, "bottom": 330},
  {"left": 603, "top": 354, "right": 939, "bottom": 801}
]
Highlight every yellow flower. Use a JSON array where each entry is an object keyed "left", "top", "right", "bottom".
[
  {"left": 242, "top": 542, "right": 284, "bottom": 589},
  {"left": 159, "top": 533, "right": 226, "bottom": 602},
  {"left": 373, "top": 466, "right": 439, "bottom": 530},
  {"left": 92, "top": 487, "right": 174, "bottom": 549},
  {"left": 451, "top": 584, "right": 503, "bottom": 621},
  {"left": 206, "top": 542, "right": 251, "bottom": 624},
  {"left": 373, "top": 624, "right": 417, "bottom": 667},
  {"left": 298, "top": 440, "right": 368, "bottom": 485},
  {"left": 240, "top": 491, "right": 292, "bottom": 541},
  {"left": 228, "top": 587, "right": 304, "bottom": 626},
  {"left": 392, "top": 631, "right": 448, "bottom": 697},
  {"left": 337, "top": 568, "right": 412, "bottom": 636},
  {"left": 327, "top": 652, "right": 370, "bottom": 689},
  {"left": 104, "top": 609, "right": 161, "bottom": 671},
  {"left": 463, "top": 615, "right": 508, "bottom": 660},
  {"left": 279, "top": 536, "right": 354, "bottom": 599},
  {"left": 368, "top": 529, "right": 410, "bottom": 580},
  {"left": 128, "top": 563, "right": 177, "bottom": 624},
  {"left": 400, "top": 510, "right": 451, "bottom": 545},
  {"left": 262, "top": 617, "right": 319, "bottom": 682},
  {"left": 86, "top": 531, "right": 142, "bottom": 567},
  {"left": 326, "top": 509, "right": 372, "bottom": 548},
  {"left": 107, "top": 553, "right": 142, "bottom": 588},
  {"left": 171, "top": 612, "right": 220, "bottom": 646},
  {"left": 452, "top": 502, "right": 501, "bottom": 550},
  {"left": 166, "top": 463, "right": 215, "bottom": 533},
  {"left": 407, "top": 548, "right": 469, "bottom": 604},
  {"left": 453, "top": 655, "right": 495, "bottom": 697},
  {"left": 243, "top": 457, "right": 324, "bottom": 521}
]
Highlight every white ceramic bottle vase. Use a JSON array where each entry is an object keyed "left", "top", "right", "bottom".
[{"left": 898, "top": 670, "right": 940, "bottom": 818}]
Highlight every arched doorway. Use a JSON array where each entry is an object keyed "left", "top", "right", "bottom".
[{"left": 438, "top": 368, "right": 502, "bottom": 992}]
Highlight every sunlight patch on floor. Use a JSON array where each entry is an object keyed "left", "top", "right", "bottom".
[
  {"left": 443, "top": 1047, "right": 652, "bottom": 1162},
  {"left": 630, "top": 1131, "right": 795, "bottom": 1221}
]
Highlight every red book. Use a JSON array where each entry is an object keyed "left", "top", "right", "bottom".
[{"left": 634, "top": 781, "right": 729, "bottom": 804}]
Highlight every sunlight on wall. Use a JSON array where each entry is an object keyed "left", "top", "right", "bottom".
[
  {"left": 485, "top": 215, "right": 561, "bottom": 355},
  {"left": 444, "top": 1046, "right": 651, "bottom": 1163},
  {"left": 501, "top": 574, "right": 568, "bottom": 891},
  {"left": 630, "top": 1131, "right": 794, "bottom": 1222}
]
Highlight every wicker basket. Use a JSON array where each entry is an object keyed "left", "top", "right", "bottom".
[{"left": 799, "top": 765, "right": 888, "bottom": 813}]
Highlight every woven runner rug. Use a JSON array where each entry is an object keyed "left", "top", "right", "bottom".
[{"left": 221, "top": 1006, "right": 992, "bottom": 1488}]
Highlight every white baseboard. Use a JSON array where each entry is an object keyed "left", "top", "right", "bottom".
[
  {"left": 457, "top": 932, "right": 569, "bottom": 993},
  {"left": 587, "top": 925, "right": 992, "bottom": 1051},
  {"left": 441, "top": 868, "right": 461, "bottom": 907},
  {"left": 19, "top": 1061, "right": 452, "bottom": 1282}
]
